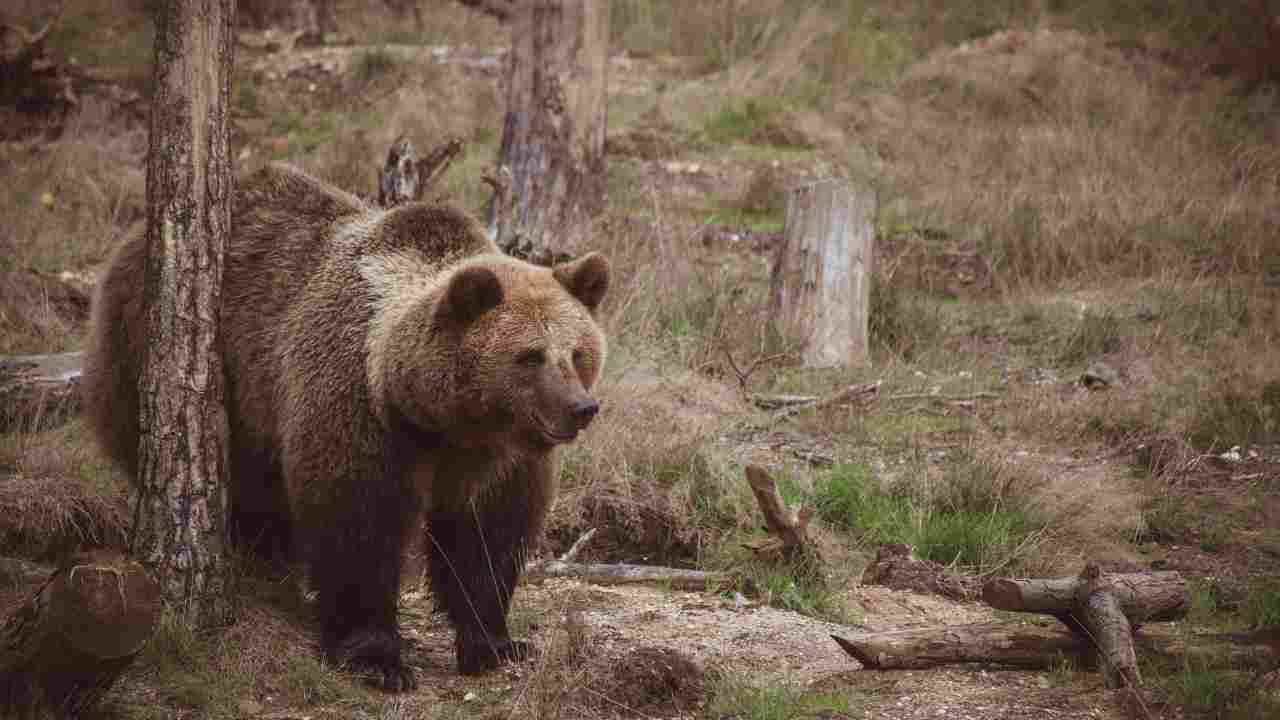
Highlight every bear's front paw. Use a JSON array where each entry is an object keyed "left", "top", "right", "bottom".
[
  {"left": 457, "top": 636, "right": 533, "bottom": 675},
  {"left": 330, "top": 628, "right": 418, "bottom": 692}
]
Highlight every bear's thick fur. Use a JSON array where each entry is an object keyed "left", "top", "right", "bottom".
[{"left": 82, "top": 163, "right": 609, "bottom": 690}]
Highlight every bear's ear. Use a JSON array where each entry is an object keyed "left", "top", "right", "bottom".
[
  {"left": 438, "top": 266, "right": 503, "bottom": 325},
  {"left": 553, "top": 252, "right": 610, "bottom": 314}
]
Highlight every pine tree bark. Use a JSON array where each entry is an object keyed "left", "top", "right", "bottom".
[
  {"left": 134, "top": 0, "right": 236, "bottom": 630},
  {"left": 490, "top": 0, "right": 608, "bottom": 264}
]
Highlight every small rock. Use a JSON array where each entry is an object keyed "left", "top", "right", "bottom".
[{"left": 1081, "top": 361, "right": 1120, "bottom": 389}]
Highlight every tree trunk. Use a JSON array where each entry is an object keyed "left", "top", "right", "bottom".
[
  {"left": 0, "top": 551, "right": 161, "bottom": 719},
  {"left": 769, "top": 179, "right": 876, "bottom": 367},
  {"left": 134, "top": 0, "right": 236, "bottom": 630},
  {"left": 0, "top": 353, "right": 83, "bottom": 433},
  {"left": 490, "top": 0, "right": 608, "bottom": 264}
]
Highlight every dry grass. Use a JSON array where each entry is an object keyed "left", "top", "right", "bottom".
[
  {"left": 861, "top": 29, "right": 1278, "bottom": 286},
  {"left": 0, "top": 99, "right": 147, "bottom": 276}
]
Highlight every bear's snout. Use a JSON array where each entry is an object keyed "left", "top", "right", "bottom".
[{"left": 571, "top": 398, "right": 600, "bottom": 430}]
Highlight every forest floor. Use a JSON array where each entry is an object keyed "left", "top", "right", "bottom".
[{"left": 2, "top": 2, "right": 1279, "bottom": 719}]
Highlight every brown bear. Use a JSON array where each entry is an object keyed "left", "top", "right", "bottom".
[{"left": 82, "top": 163, "right": 609, "bottom": 691}]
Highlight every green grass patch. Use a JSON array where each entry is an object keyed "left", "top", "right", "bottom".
[
  {"left": 1242, "top": 575, "right": 1280, "bottom": 630},
  {"left": 699, "top": 99, "right": 809, "bottom": 148},
  {"left": 704, "top": 670, "right": 869, "bottom": 719},
  {"left": 132, "top": 616, "right": 255, "bottom": 719},
  {"left": 352, "top": 47, "right": 400, "bottom": 86},
  {"left": 814, "top": 452, "right": 1042, "bottom": 573}
]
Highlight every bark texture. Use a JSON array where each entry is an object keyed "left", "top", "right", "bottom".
[
  {"left": 981, "top": 564, "right": 1188, "bottom": 689},
  {"left": 743, "top": 464, "right": 814, "bottom": 561},
  {"left": 769, "top": 179, "right": 876, "bottom": 367},
  {"left": 831, "top": 623, "right": 1279, "bottom": 672},
  {"left": 832, "top": 623, "right": 1090, "bottom": 671},
  {"left": 524, "top": 562, "right": 730, "bottom": 592},
  {"left": 134, "top": 0, "right": 236, "bottom": 629},
  {"left": 491, "top": 0, "right": 608, "bottom": 264},
  {"left": 0, "top": 551, "right": 161, "bottom": 719}
]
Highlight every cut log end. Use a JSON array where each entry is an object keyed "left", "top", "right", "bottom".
[{"left": 1, "top": 550, "right": 160, "bottom": 717}]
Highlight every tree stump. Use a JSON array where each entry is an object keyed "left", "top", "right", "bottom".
[
  {"left": 376, "top": 135, "right": 463, "bottom": 209},
  {"left": 0, "top": 551, "right": 161, "bottom": 718},
  {"left": 0, "top": 353, "right": 83, "bottom": 433},
  {"left": 982, "top": 563, "right": 1188, "bottom": 688},
  {"left": 490, "top": 0, "right": 608, "bottom": 264},
  {"left": 769, "top": 179, "right": 876, "bottom": 368},
  {"left": 742, "top": 465, "right": 814, "bottom": 562}
]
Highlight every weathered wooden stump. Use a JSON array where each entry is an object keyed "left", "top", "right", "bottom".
[
  {"left": 768, "top": 179, "right": 876, "bottom": 367},
  {"left": 742, "top": 465, "right": 815, "bottom": 562},
  {"left": 1, "top": 550, "right": 161, "bottom": 718}
]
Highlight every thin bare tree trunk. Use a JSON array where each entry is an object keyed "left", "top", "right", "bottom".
[
  {"left": 491, "top": 0, "right": 608, "bottom": 264},
  {"left": 134, "top": 0, "right": 236, "bottom": 630}
]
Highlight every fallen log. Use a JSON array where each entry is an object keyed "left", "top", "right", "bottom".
[
  {"left": 831, "top": 622, "right": 1279, "bottom": 672},
  {"left": 1, "top": 550, "right": 161, "bottom": 718},
  {"left": 982, "top": 568, "right": 1187, "bottom": 624},
  {"left": 832, "top": 622, "right": 1088, "bottom": 670},
  {"left": 524, "top": 561, "right": 730, "bottom": 592},
  {"left": 0, "top": 352, "right": 84, "bottom": 433},
  {"left": 982, "top": 563, "right": 1188, "bottom": 688}
]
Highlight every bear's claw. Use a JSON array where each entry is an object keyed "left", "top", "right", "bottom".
[
  {"left": 331, "top": 628, "right": 417, "bottom": 692},
  {"left": 457, "top": 637, "right": 533, "bottom": 675}
]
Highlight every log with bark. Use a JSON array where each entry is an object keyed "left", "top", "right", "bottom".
[
  {"left": 831, "top": 622, "right": 1279, "bottom": 672},
  {"left": 524, "top": 527, "right": 732, "bottom": 591},
  {"left": 0, "top": 353, "right": 84, "bottom": 433},
  {"left": 981, "top": 564, "right": 1188, "bottom": 688},
  {"left": 525, "top": 561, "right": 731, "bottom": 592},
  {"left": 0, "top": 550, "right": 161, "bottom": 718}
]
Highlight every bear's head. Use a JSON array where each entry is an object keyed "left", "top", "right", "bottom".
[{"left": 376, "top": 252, "right": 609, "bottom": 452}]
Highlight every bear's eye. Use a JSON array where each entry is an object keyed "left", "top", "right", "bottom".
[{"left": 517, "top": 349, "right": 546, "bottom": 368}]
